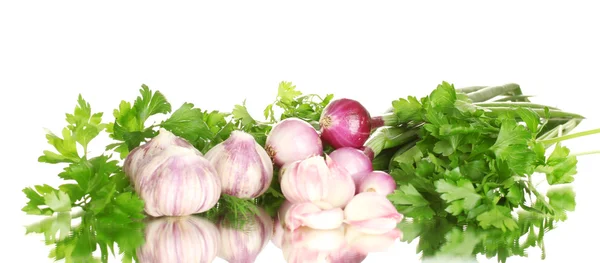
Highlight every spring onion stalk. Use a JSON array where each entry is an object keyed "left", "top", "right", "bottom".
[
  {"left": 363, "top": 127, "right": 419, "bottom": 159},
  {"left": 466, "top": 83, "right": 523, "bottom": 102}
]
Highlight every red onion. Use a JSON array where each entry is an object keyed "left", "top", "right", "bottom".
[
  {"left": 265, "top": 118, "right": 323, "bottom": 167},
  {"left": 328, "top": 147, "right": 373, "bottom": 186},
  {"left": 319, "top": 99, "right": 373, "bottom": 149}
]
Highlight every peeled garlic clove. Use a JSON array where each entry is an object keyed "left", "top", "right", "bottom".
[
  {"left": 357, "top": 171, "right": 397, "bottom": 196},
  {"left": 137, "top": 216, "right": 220, "bottom": 263},
  {"left": 205, "top": 130, "right": 273, "bottom": 198},
  {"left": 284, "top": 202, "right": 344, "bottom": 230},
  {"left": 280, "top": 155, "right": 355, "bottom": 209},
  {"left": 323, "top": 155, "right": 356, "bottom": 208},
  {"left": 344, "top": 192, "right": 403, "bottom": 235},
  {"left": 135, "top": 148, "right": 221, "bottom": 217},
  {"left": 217, "top": 208, "right": 273, "bottom": 263}
]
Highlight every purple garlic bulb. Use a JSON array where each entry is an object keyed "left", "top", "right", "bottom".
[
  {"left": 204, "top": 131, "right": 273, "bottom": 199},
  {"left": 124, "top": 128, "right": 221, "bottom": 217}
]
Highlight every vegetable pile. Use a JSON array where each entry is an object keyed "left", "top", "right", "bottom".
[{"left": 22, "top": 81, "right": 600, "bottom": 261}]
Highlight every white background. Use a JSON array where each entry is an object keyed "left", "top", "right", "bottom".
[{"left": 1, "top": 1, "right": 599, "bottom": 262}]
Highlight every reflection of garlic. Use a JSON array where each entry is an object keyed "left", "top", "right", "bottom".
[
  {"left": 284, "top": 202, "right": 344, "bottom": 230},
  {"left": 205, "top": 131, "right": 273, "bottom": 198},
  {"left": 345, "top": 225, "right": 402, "bottom": 254},
  {"left": 280, "top": 155, "right": 355, "bottom": 209},
  {"left": 137, "top": 216, "right": 220, "bottom": 263},
  {"left": 282, "top": 226, "right": 346, "bottom": 263},
  {"left": 124, "top": 129, "right": 221, "bottom": 217},
  {"left": 217, "top": 208, "right": 273, "bottom": 263},
  {"left": 344, "top": 192, "right": 404, "bottom": 235}
]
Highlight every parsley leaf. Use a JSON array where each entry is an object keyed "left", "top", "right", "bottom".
[
  {"left": 160, "top": 102, "right": 212, "bottom": 147},
  {"left": 107, "top": 84, "right": 171, "bottom": 158},
  {"left": 39, "top": 95, "right": 107, "bottom": 164},
  {"left": 537, "top": 143, "right": 577, "bottom": 185},
  {"left": 435, "top": 178, "right": 482, "bottom": 215},
  {"left": 389, "top": 184, "right": 435, "bottom": 219},
  {"left": 476, "top": 206, "right": 518, "bottom": 231}
]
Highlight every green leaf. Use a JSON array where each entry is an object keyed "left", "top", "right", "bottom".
[
  {"left": 437, "top": 228, "right": 482, "bottom": 257},
  {"left": 389, "top": 184, "right": 430, "bottom": 207},
  {"left": 537, "top": 144, "right": 577, "bottom": 185},
  {"left": 506, "top": 183, "right": 524, "bottom": 206},
  {"left": 161, "top": 102, "right": 211, "bottom": 144},
  {"left": 25, "top": 212, "right": 72, "bottom": 244},
  {"left": 547, "top": 186, "right": 576, "bottom": 220},
  {"left": 44, "top": 191, "right": 72, "bottom": 212},
  {"left": 504, "top": 144, "right": 537, "bottom": 175},
  {"left": 134, "top": 84, "right": 171, "bottom": 123},
  {"left": 433, "top": 140, "right": 454, "bottom": 156},
  {"left": 232, "top": 101, "right": 256, "bottom": 126},
  {"left": 392, "top": 96, "right": 423, "bottom": 122},
  {"left": 109, "top": 84, "right": 172, "bottom": 156},
  {"left": 39, "top": 128, "right": 80, "bottom": 164},
  {"left": 428, "top": 81, "right": 457, "bottom": 113},
  {"left": 476, "top": 206, "right": 518, "bottom": 231},
  {"left": 490, "top": 119, "right": 532, "bottom": 161},
  {"left": 277, "top": 81, "right": 302, "bottom": 105},
  {"left": 435, "top": 179, "right": 482, "bottom": 213},
  {"left": 515, "top": 107, "right": 540, "bottom": 134}
]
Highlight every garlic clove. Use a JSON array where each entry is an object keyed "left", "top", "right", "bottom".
[
  {"left": 357, "top": 171, "right": 397, "bottom": 196},
  {"left": 284, "top": 202, "right": 344, "bottom": 231},
  {"left": 343, "top": 192, "right": 403, "bottom": 235}
]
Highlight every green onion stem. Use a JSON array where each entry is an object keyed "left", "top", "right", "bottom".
[
  {"left": 572, "top": 150, "right": 600, "bottom": 156},
  {"left": 364, "top": 127, "right": 419, "bottom": 158},
  {"left": 467, "top": 83, "right": 522, "bottom": 102},
  {"left": 475, "top": 102, "right": 559, "bottom": 110},
  {"left": 482, "top": 107, "right": 585, "bottom": 120},
  {"left": 538, "top": 128, "right": 600, "bottom": 146}
]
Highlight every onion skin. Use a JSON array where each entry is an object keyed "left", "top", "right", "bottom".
[
  {"left": 319, "top": 99, "right": 372, "bottom": 149},
  {"left": 265, "top": 118, "right": 323, "bottom": 167}
]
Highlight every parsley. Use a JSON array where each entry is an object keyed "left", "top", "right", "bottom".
[{"left": 386, "top": 81, "right": 595, "bottom": 232}]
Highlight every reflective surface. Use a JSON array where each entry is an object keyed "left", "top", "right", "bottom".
[{"left": 23, "top": 202, "right": 569, "bottom": 263}]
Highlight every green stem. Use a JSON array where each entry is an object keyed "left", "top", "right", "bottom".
[
  {"left": 538, "top": 128, "right": 600, "bottom": 145},
  {"left": 467, "top": 83, "right": 522, "bottom": 102},
  {"left": 572, "top": 150, "right": 600, "bottom": 156},
  {"left": 481, "top": 107, "right": 585, "bottom": 120},
  {"left": 493, "top": 95, "right": 533, "bottom": 102},
  {"left": 475, "top": 102, "right": 559, "bottom": 110},
  {"left": 537, "top": 119, "right": 580, "bottom": 141},
  {"left": 371, "top": 113, "right": 400, "bottom": 129},
  {"left": 363, "top": 127, "right": 419, "bottom": 159},
  {"left": 456, "top": 85, "right": 488, "bottom": 94}
]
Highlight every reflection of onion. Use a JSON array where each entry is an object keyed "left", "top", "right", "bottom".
[
  {"left": 217, "top": 208, "right": 274, "bottom": 263},
  {"left": 137, "top": 216, "right": 220, "bottom": 263}
]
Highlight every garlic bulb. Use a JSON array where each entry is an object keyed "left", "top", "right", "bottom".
[
  {"left": 137, "top": 216, "right": 220, "bottom": 263},
  {"left": 280, "top": 155, "right": 355, "bottom": 209},
  {"left": 124, "top": 128, "right": 221, "bottom": 217},
  {"left": 205, "top": 131, "right": 273, "bottom": 198}
]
